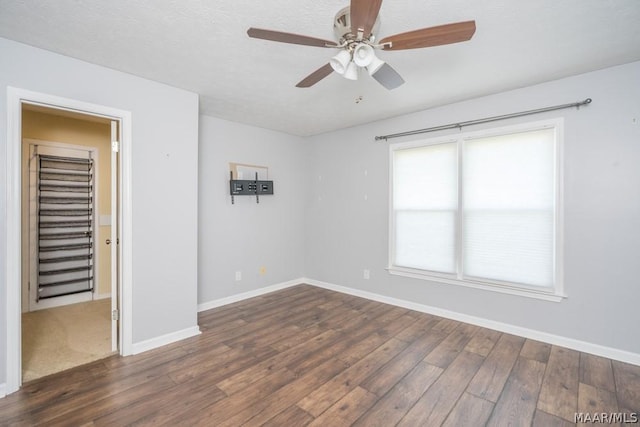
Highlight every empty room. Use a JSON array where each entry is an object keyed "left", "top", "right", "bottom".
[{"left": 0, "top": 0, "right": 639, "bottom": 425}]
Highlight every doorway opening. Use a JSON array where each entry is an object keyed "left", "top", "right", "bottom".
[
  {"left": 20, "top": 106, "right": 116, "bottom": 381},
  {"left": 5, "top": 87, "right": 133, "bottom": 395}
]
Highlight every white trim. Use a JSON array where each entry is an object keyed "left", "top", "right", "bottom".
[
  {"left": 109, "top": 120, "right": 118, "bottom": 353},
  {"left": 94, "top": 292, "right": 112, "bottom": 300},
  {"left": 119, "top": 113, "right": 133, "bottom": 357},
  {"left": 0, "top": 382, "right": 6, "bottom": 398},
  {"left": 131, "top": 326, "right": 201, "bottom": 355},
  {"left": 387, "top": 267, "right": 565, "bottom": 302},
  {"left": 6, "top": 87, "right": 23, "bottom": 395},
  {"left": 5, "top": 87, "right": 134, "bottom": 395},
  {"left": 197, "top": 278, "right": 303, "bottom": 312},
  {"left": 303, "top": 278, "right": 640, "bottom": 366},
  {"left": 554, "top": 120, "right": 566, "bottom": 297}
]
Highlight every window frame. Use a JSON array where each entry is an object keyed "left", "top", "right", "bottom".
[{"left": 388, "top": 119, "right": 565, "bottom": 302}]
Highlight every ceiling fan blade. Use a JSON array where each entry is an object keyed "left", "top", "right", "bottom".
[
  {"left": 247, "top": 28, "right": 338, "bottom": 47},
  {"left": 380, "top": 20, "right": 476, "bottom": 50},
  {"left": 371, "top": 63, "right": 404, "bottom": 90},
  {"left": 296, "top": 63, "right": 334, "bottom": 88},
  {"left": 350, "top": 0, "right": 383, "bottom": 39}
]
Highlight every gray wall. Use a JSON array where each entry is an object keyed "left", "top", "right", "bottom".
[
  {"left": 305, "top": 61, "right": 640, "bottom": 355},
  {"left": 198, "top": 116, "right": 307, "bottom": 303},
  {"left": 0, "top": 37, "right": 200, "bottom": 385}
]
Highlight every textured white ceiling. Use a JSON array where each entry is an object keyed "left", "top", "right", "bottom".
[{"left": 1, "top": 0, "right": 639, "bottom": 136}]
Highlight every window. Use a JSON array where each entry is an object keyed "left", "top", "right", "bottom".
[{"left": 389, "top": 120, "right": 563, "bottom": 300}]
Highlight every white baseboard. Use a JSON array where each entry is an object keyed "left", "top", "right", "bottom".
[
  {"left": 93, "top": 292, "right": 111, "bottom": 300},
  {"left": 0, "top": 382, "right": 6, "bottom": 398},
  {"left": 303, "top": 278, "right": 640, "bottom": 367},
  {"left": 197, "top": 278, "right": 303, "bottom": 312},
  {"left": 131, "top": 325, "right": 201, "bottom": 355}
]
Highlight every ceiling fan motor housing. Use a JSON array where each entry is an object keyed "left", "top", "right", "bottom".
[{"left": 333, "top": 6, "right": 380, "bottom": 43}]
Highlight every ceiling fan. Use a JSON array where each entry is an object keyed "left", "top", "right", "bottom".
[{"left": 247, "top": 0, "right": 476, "bottom": 90}]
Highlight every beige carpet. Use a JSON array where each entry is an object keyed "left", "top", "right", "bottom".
[{"left": 22, "top": 298, "right": 114, "bottom": 382}]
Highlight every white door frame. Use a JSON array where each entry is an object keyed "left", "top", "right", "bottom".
[{"left": 5, "top": 87, "right": 133, "bottom": 395}]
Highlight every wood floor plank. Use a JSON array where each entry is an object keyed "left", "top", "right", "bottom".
[
  {"left": 465, "top": 328, "right": 501, "bottom": 357},
  {"left": 219, "top": 358, "right": 349, "bottom": 426},
  {"left": 200, "top": 285, "right": 319, "bottom": 325},
  {"left": 244, "top": 286, "right": 326, "bottom": 314},
  {"left": 215, "top": 329, "right": 340, "bottom": 395},
  {"left": 397, "top": 350, "right": 485, "bottom": 426},
  {"left": 168, "top": 344, "right": 274, "bottom": 385},
  {"left": 466, "top": 333, "right": 525, "bottom": 402},
  {"left": 612, "top": 360, "right": 640, "bottom": 413},
  {"left": 442, "top": 392, "right": 495, "bottom": 427},
  {"left": 45, "top": 374, "right": 178, "bottom": 426},
  {"left": 577, "top": 382, "right": 619, "bottom": 426},
  {"left": 422, "top": 322, "right": 479, "bottom": 369},
  {"left": 92, "top": 375, "right": 227, "bottom": 426},
  {"left": 337, "top": 314, "right": 417, "bottom": 365},
  {"left": 353, "top": 361, "right": 442, "bottom": 427},
  {"left": 307, "top": 386, "right": 379, "bottom": 427},
  {"left": 392, "top": 313, "right": 440, "bottom": 342},
  {"left": 5, "top": 362, "right": 176, "bottom": 425},
  {"left": 532, "top": 409, "right": 577, "bottom": 427},
  {"left": 262, "top": 404, "right": 314, "bottom": 427},
  {"left": 291, "top": 302, "right": 355, "bottom": 330},
  {"left": 486, "top": 357, "right": 546, "bottom": 426},
  {"left": 360, "top": 329, "right": 446, "bottom": 396},
  {"left": 287, "top": 309, "right": 411, "bottom": 377},
  {"left": 0, "top": 358, "right": 111, "bottom": 417},
  {"left": 520, "top": 339, "right": 552, "bottom": 363},
  {"left": 537, "top": 345, "right": 580, "bottom": 422},
  {"left": 179, "top": 367, "right": 298, "bottom": 426},
  {"left": 580, "top": 352, "right": 616, "bottom": 392},
  {"left": 4, "top": 285, "right": 636, "bottom": 427},
  {"left": 297, "top": 338, "right": 409, "bottom": 417},
  {"left": 269, "top": 324, "right": 326, "bottom": 352},
  {"left": 431, "top": 317, "right": 460, "bottom": 334},
  {"left": 222, "top": 322, "right": 300, "bottom": 350}
]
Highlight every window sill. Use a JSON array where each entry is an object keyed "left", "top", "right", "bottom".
[{"left": 387, "top": 267, "right": 566, "bottom": 302}]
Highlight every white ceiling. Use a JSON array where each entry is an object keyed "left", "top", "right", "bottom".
[{"left": 1, "top": 1, "right": 639, "bottom": 136}]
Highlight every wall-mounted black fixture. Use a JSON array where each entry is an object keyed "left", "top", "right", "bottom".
[{"left": 230, "top": 171, "right": 274, "bottom": 204}]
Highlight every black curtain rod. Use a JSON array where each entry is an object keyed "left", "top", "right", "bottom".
[{"left": 375, "top": 98, "right": 592, "bottom": 141}]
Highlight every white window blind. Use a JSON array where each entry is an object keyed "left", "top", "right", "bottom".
[
  {"left": 390, "top": 120, "right": 561, "bottom": 297},
  {"left": 463, "top": 129, "right": 556, "bottom": 287},
  {"left": 393, "top": 142, "right": 457, "bottom": 273}
]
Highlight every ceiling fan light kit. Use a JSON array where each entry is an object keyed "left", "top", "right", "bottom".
[
  {"left": 330, "top": 49, "right": 352, "bottom": 74},
  {"left": 344, "top": 61, "right": 359, "bottom": 80},
  {"left": 353, "top": 43, "right": 376, "bottom": 67},
  {"left": 366, "top": 55, "right": 385, "bottom": 76},
  {"left": 247, "top": 0, "right": 476, "bottom": 89}
]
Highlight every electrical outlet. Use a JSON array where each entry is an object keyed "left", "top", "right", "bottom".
[
  {"left": 259, "top": 266, "right": 267, "bottom": 276},
  {"left": 363, "top": 269, "right": 370, "bottom": 280},
  {"left": 235, "top": 271, "right": 242, "bottom": 281}
]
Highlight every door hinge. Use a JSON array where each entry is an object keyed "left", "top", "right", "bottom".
[
  {"left": 112, "top": 309, "right": 119, "bottom": 321},
  {"left": 112, "top": 140, "right": 120, "bottom": 152}
]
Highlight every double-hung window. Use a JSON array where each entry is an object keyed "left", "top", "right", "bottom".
[{"left": 389, "top": 119, "right": 563, "bottom": 300}]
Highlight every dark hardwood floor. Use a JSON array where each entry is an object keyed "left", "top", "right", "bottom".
[{"left": 1, "top": 284, "right": 638, "bottom": 426}]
